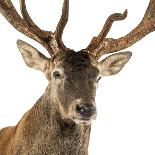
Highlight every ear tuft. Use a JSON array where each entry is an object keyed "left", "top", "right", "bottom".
[
  {"left": 98, "top": 51, "right": 132, "bottom": 76},
  {"left": 17, "top": 39, "right": 25, "bottom": 46}
]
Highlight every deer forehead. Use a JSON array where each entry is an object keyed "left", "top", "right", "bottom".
[
  {"left": 53, "top": 51, "right": 97, "bottom": 64},
  {"left": 52, "top": 51, "right": 99, "bottom": 75}
]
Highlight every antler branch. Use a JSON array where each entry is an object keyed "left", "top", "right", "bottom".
[
  {"left": 55, "top": 0, "right": 69, "bottom": 50},
  {"left": 19, "top": 0, "right": 51, "bottom": 39},
  {"left": 0, "top": 0, "right": 70, "bottom": 56},
  {"left": 87, "top": 10, "right": 128, "bottom": 52},
  {"left": 86, "top": 0, "right": 155, "bottom": 59}
]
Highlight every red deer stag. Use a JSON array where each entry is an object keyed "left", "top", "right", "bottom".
[{"left": 0, "top": 0, "right": 155, "bottom": 154}]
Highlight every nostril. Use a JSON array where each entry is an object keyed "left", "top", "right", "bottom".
[
  {"left": 76, "top": 105, "right": 85, "bottom": 113},
  {"left": 76, "top": 103, "right": 96, "bottom": 118}
]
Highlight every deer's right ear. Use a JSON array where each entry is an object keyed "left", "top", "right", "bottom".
[{"left": 17, "top": 40, "right": 50, "bottom": 72}]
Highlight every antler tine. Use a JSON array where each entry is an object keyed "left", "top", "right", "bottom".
[
  {"left": 19, "top": 0, "right": 51, "bottom": 40},
  {"left": 0, "top": 0, "right": 55, "bottom": 56},
  {"left": 0, "top": 0, "right": 37, "bottom": 41},
  {"left": 54, "top": 0, "right": 69, "bottom": 50},
  {"left": 0, "top": 0, "right": 71, "bottom": 57},
  {"left": 99, "top": 10, "right": 128, "bottom": 38},
  {"left": 87, "top": 10, "right": 128, "bottom": 52},
  {"left": 86, "top": 0, "right": 155, "bottom": 59}
]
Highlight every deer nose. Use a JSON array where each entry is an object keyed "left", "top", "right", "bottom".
[{"left": 76, "top": 103, "right": 96, "bottom": 118}]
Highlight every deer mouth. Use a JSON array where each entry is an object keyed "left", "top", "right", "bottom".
[{"left": 73, "top": 117, "right": 93, "bottom": 125}]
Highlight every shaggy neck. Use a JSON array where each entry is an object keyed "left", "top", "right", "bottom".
[{"left": 15, "top": 86, "right": 91, "bottom": 154}]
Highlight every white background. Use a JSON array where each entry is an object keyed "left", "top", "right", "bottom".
[{"left": 0, "top": 0, "right": 155, "bottom": 155}]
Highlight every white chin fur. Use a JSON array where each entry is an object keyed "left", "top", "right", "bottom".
[{"left": 74, "top": 119, "right": 92, "bottom": 125}]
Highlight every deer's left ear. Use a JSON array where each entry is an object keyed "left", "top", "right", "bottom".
[
  {"left": 98, "top": 52, "right": 132, "bottom": 76},
  {"left": 17, "top": 40, "right": 50, "bottom": 72}
]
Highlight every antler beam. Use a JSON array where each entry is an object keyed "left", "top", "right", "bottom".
[{"left": 86, "top": 0, "right": 155, "bottom": 59}]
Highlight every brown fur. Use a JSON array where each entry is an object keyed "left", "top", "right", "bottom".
[
  {"left": 0, "top": 51, "right": 97, "bottom": 155},
  {"left": 0, "top": 99, "right": 90, "bottom": 155}
]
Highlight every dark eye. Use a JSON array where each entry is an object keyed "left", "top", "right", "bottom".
[
  {"left": 53, "top": 71, "right": 61, "bottom": 79},
  {"left": 96, "top": 77, "right": 101, "bottom": 83}
]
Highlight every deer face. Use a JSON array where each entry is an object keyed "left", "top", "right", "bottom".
[
  {"left": 50, "top": 51, "right": 99, "bottom": 125},
  {"left": 17, "top": 40, "right": 132, "bottom": 125}
]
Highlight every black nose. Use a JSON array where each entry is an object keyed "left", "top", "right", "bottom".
[{"left": 76, "top": 103, "right": 96, "bottom": 118}]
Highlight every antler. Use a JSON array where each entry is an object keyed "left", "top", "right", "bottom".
[
  {"left": 0, "top": 0, "right": 70, "bottom": 56},
  {"left": 87, "top": 10, "right": 128, "bottom": 52},
  {"left": 55, "top": 0, "right": 69, "bottom": 50},
  {"left": 86, "top": 0, "right": 155, "bottom": 59}
]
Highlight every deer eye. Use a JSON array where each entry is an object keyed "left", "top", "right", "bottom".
[
  {"left": 96, "top": 77, "right": 101, "bottom": 83},
  {"left": 53, "top": 71, "right": 61, "bottom": 79}
]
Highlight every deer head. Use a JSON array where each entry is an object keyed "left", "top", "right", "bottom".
[{"left": 0, "top": 0, "right": 155, "bottom": 125}]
